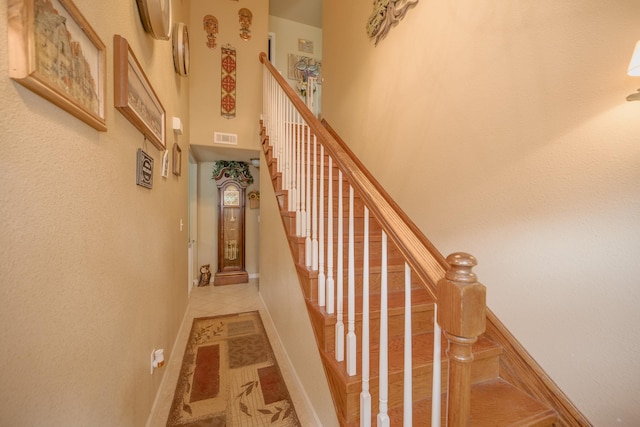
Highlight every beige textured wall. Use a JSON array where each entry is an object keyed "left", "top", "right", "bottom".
[
  {"left": 0, "top": 0, "right": 190, "bottom": 425},
  {"left": 189, "top": 0, "right": 267, "bottom": 150},
  {"left": 189, "top": 0, "right": 266, "bottom": 281},
  {"left": 258, "top": 154, "right": 338, "bottom": 427},
  {"left": 323, "top": 0, "right": 640, "bottom": 425}
]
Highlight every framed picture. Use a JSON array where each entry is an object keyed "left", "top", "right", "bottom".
[
  {"left": 136, "top": 148, "right": 154, "bottom": 189},
  {"left": 172, "top": 143, "right": 182, "bottom": 176},
  {"left": 161, "top": 150, "right": 169, "bottom": 178},
  {"left": 298, "top": 38, "right": 313, "bottom": 54},
  {"left": 8, "top": 0, "right": 107, "bottom": 131},
  {"left": 114, "top": 34, "right": 166, "bottom": 150},
  {"left": 287, "top": 53, "right": 322, "bottom": 82}
]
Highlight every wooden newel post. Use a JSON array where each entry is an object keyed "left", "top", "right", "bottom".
[{"left": 437, "top": 252, "right": 486, "bottom": 426}]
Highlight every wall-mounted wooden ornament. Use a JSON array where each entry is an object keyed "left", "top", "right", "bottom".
[
  {"left": 238, "top": 8, "right": 252, "bottom": 41},
  {"left": 366, "top": 0, "right": 419, "bottom": 46},
  {"left": 203, "top": 14, "right": 218, "bottom": 49}
]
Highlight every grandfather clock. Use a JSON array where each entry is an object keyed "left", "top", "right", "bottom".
[{"left": 213, "top": 162, "right": 250, "bottom": 285}]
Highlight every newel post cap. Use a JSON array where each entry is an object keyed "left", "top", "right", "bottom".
[{"left": 437, "top": 252, "right": 487, "bottom": 338}]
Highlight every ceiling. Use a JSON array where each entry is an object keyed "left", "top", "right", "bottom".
[
  {"left": 269, "top": 0, "right": 322, "bottom": 28},
  {"left": 190, "top": 145, "right": 260, "bottom": 164},
  {"left": 190, "top": 1, "right": 322, "bottom": 164}
]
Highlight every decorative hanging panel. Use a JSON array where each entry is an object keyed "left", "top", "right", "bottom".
[{"left": 221, "top": 45, "right": 237, "bottom": 118}]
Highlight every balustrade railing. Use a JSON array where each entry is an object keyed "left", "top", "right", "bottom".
[{"left": 260, "top": 52, "right": 486, "bottom": 427}]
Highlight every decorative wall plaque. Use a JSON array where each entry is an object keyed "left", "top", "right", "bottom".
[
  {"left": 136, "top": 149, "right": 154, "bottom": 189},
  {"left": 366, "top": 0, "right": 419, "bottom": 46}
]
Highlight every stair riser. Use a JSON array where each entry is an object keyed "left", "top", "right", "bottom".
[
  {"left": 297, "top": 262, "right": 423, "bottom": 303},
  {"left": 281, "top": 214, "right": 385, "bottom": 242},
  {"left": 315, "top": 307, "right": 433, "bottom": 353},
  {"left": 288, "top": 237, "right": 406, "bottom": 274},
  {"left": 325, "top": 353, "right": 501, "bottom": 426}
]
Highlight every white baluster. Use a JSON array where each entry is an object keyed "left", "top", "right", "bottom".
[
  {"left": 360, "top": 207, "right": 371, "bottom": 427},
  {"left": 276, "top": 88, "right": 282, "bottom": 172},
  {"left": 335, "top": 171, "right": 344, "bottom": 361},
  {"left": 377, "top": 231, "right": 389, "bottom": 427},
  {"left": 288, "top": 103, "right": 296, "bottom": 213},
  {"left": 305, "top": 125, "right": 312, "bottom": 267},
  {"left": 299, "top": 120, "right": 306, "bottom": 238},
  {"left": 285, "top": 101, "right": 292, "bottom": 211},
  {"left": 267, "top": 72, "right": 271, "bottom": 135},
  {"left": 432, "top": 304, "right": 442, "bottom": 427},
  {"left": 318, "top": 144, "right": 326, "bottom": 307},
  {"left": 404, "top": 263, "right": 412, "bottom": 426},
  {"left": 346, "top": 186, "right": 356, "bottom": 376},
  {"left": 312, "top": 134, "right": 319, "bottom": 270},
  {"left": 326, "top": 156, "right": 335, "bottom": 315},
  {"left": 266, "top": 72, "right": 271, "bottom": 136},
  {"left": 295, "top": 112, "right": 302, "bottom": 236}
]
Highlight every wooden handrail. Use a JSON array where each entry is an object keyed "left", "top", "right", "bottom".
[{"left": 259, "top": 52, "right": 447, "bottom": 296}]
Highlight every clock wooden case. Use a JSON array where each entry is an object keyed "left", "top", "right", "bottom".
[{"left": 214, "top": 176, "right": 249, "bottom": 285}]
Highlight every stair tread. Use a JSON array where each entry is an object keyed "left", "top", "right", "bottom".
[{"left": 393, "top": 379, "right": 558, "bottom": 426}]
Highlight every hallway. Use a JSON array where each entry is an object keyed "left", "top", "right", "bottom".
[{"left": 147, "top": 280, "right": 316, "bottom": 426}]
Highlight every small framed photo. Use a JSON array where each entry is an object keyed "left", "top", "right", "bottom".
[
  {"left": 114, "top": 34, "right": 166, "bottom": 150},
  {"left": 8, "top": 0, "right": 107, "bottom": 131},
  {"left": 298, "top": 38, "right": 313, "bottom": 54},
  {"left": 161, "top": 150, "right": 169, "bottom": 178},
  {"left": 136, "top": 148, "right": 154, "bottom": 189},
  {"left": 172, "top": 143, "right": 182, "bottom": 176}
]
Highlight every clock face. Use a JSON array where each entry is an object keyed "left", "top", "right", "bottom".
[
  {"left": 136, "top": 0, "right": 172, "bottom": 40},
  {"left": 172, "top": 22, "right": 190, "bottom": 76},
  {"left": 223, "top": 186, "right": 240, "bottom": 207}
]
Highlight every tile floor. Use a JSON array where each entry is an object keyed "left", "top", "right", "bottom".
[{"left": 146, "top": 279, "right": 316, "bottom": 426}]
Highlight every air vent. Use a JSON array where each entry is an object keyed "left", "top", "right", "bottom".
[{"left": 214, "top": 132, "right": 238, "bottom": 145}]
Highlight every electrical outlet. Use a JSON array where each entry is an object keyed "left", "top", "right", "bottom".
[{"left": 150, "top": 349, "right": 156, "bottom": 375}]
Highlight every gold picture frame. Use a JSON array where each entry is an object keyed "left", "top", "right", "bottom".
[
  {"left": 8, "top": 0, "right": 107, "bottom": 131},
  {"left": 114, "top": 34, "right": 166, "bottom": 150},
  {"left": 172, "top": 143, "right": 182, "bottom": 176}
]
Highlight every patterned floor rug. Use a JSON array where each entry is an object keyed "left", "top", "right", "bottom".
[{"left": 166, "top": 311, "right": 301, "bottom": 426}]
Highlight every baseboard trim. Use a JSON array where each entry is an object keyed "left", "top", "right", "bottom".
[
  {"left": 145, "top": 302, "right": 194, "bottom": 427},
  {"left": 257, "top": 293, "right": 323, "bottom": 427}
]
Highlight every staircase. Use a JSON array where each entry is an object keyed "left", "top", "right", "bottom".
[{"left": 258, "top": 53, "right": 591, "bottom": 426}]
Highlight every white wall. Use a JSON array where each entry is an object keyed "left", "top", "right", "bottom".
[
  {"left": 323, "top": 0, "right": 640, "bottom": 425},
  {"left": 269, "top": 15, "right": 323, "bottom": 116},
  {"left": 0, "top": 0, "right": 190, "bottom": 425}
]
